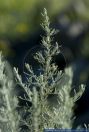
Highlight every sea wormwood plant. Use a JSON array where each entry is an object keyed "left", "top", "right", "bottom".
[
  {"left": 0, "top": 52, "right": 19, "bottom": 132},
  {"left": 14, "top": 8, "right": 85, "bottom": 132}
]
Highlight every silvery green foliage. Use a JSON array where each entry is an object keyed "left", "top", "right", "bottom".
[
  {"left": 14, "top": 8, "right": 85, "bottom": 132},
  {"left": 0, "top": 52, "right": 19, "bottom": 132}
]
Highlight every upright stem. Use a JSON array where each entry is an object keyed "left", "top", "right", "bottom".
[{"left": 33, "top": 87, "right": 39, "bottom": 132}]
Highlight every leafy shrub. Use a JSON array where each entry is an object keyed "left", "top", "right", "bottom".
[
  {"left": 0, "top": 8, "right": 85, "bottom": 132},
  {"left": 13, "top": 8, "right": 85, "bottom": 132},
  {"left": 0, "top": 52, "right": 19, "bottom": 132}
]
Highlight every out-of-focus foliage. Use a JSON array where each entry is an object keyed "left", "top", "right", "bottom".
[
  {"left": 0, "top": 0, "right": 72, "bottom": 57},
  {"left": 0, "top": 0, "right": 71, "bottom": 38},
  {"left": 0, "top": 0, "right": 89, "bottom": 38},
  {"left": 0, "top": 0, "right": 40, "bottom": 38},
  {"left": 81, "top": 34, "right": 89, "bottom": 57},
  {"left": 43, "top": 0, "right": 71, "bottom": 16},
  {"left": 0, "top": 0, "right": 89, "bottom": 41},
  {"left": 0, "top": 40, "right": 14, "bottom": 56},
  {"left": 0, "top": 52, "right": 19, "bottom": 132},
  {"left": 74, "top": 0, "right": 89, "bottom": 21}
]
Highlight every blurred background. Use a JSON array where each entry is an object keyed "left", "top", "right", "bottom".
[{"left": 0, "top": 0, "right": 89, "bottom": 128}]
